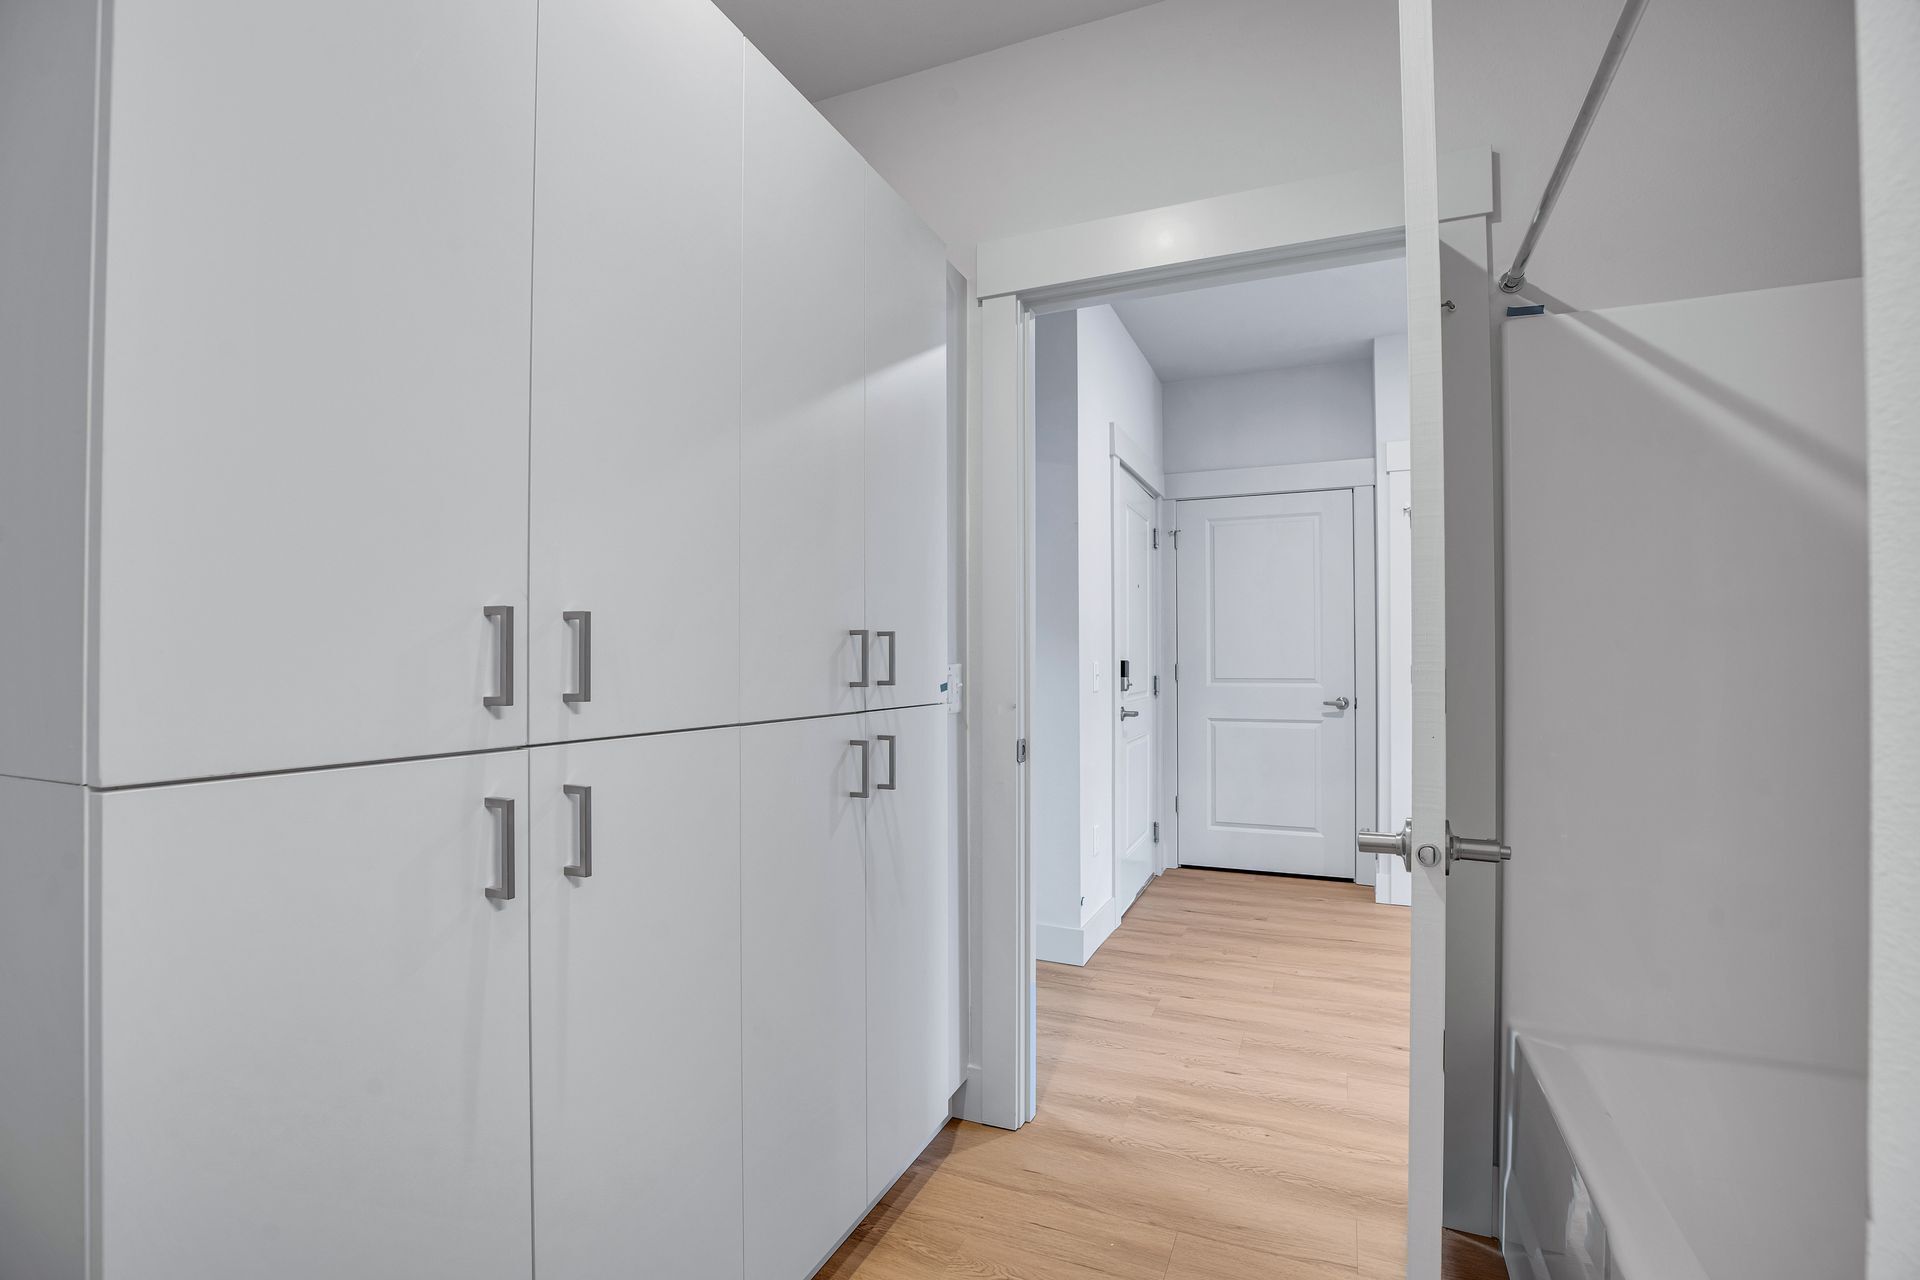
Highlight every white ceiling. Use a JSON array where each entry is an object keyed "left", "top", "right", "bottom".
[
  {"left": 1112, "top": 257, "right": 1409, "bottom": 383},
  {"left": 710, "top": 0, "right": 1163, "bottom": 101}
]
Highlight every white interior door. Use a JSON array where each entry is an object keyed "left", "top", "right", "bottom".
[
  {"left": 92, "top": 0, "right": 536, "bottom": 786},
  {"left": 1113, "top": 465, "right": 1158, "bottom": 910},
  {"left": 529, "top": 729, "right": 743, "bottom": 1280},
  {"left": 864, "top": 704, "right": 953, "bottom": 1200},
  {"left": 740, "top": 716, "right": 867, "bottom": 1280},
  {"left": 95, "top": 753, "right": 532, "bottom": 1280},
  {"left": 528, "top": 0, "right": 743, "bottom": 742},
  {"left": 1381, "top": 467, "right": 1415, "bottom": 906},
  {"left": 864, "top": 180, "right": 950, "bottom": 710},
  {"left": 740, "top": 48, "right": 869, "bottom": 724},
  {"left": 1175, "top": 490, "right": 1357, "bottom": 878}
]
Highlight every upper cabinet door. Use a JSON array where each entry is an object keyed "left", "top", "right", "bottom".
[
  {"left": 95, "top": 752, "right": 532, "bottom": 1280},
  {"left": 740, "top": 48, "right": 869, "bottom": 723},
  {"left": 863, "top": 184, "right": 951, "bottom": 711},
  {"left": 528, "top": 0, "right": 743, "bottom": 743},
  {"left": 90, "top": 1, "right": 537, "bottom": 787},
  {"left": 529, "top": 729, "right": 744, "bottom": 1280}
]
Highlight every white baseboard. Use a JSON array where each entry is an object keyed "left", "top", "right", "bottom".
[{"left": 1035, "top": 897, "right": 1120, "bottom": 966}]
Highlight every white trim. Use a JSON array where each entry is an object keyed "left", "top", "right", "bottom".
[
  {"left": 977, "top": 149, "right": 1494, "bottom": 301},
  {"left": 1157, "top": 495, "right": 1180, "bottom": 876},
  {"left": 1108, "top": 422, "right": 1163, "bottom": 496},
  {"left": 1354, "top": 485, "right": 1379, "bottom": 887},
  {"left": 1381, "top": 439, "right": 1412, "bottom": 472},
  {"left": 1164, "top": 458, "right": 1374, "bottom": 501},
  {"left": 1035, "top": 898, "right": 1119, "bottom": 968}
]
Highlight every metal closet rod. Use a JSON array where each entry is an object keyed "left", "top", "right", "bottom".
[{"left": 1498, "top": 0, "right": 1653, "bottom": 295}]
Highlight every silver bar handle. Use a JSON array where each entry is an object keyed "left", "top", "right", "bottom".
[
  {"left": 1119, "top": 707, "right": 1140, "bottom": 721},
  {"left": 484, "top": 796, "right": 516, "bottom": 900},
  {"left": 849, "top": 739, "right": 871, "bottom": 799},
  {"left": 563, "top": 611, "right": 591, "bottom": 705},
  {"left": 1358, "top": 818, "right": 1413, "bottom": 872},
  {"left": 877, "top": 631, "right": 898, "bottom": 687},
  {"left": 848, "top": 629, "right": 870, "bottom": 688},
  {"left": 483, "top": 605, "right": 515, "bottom": 708},
  {"left": 563, "top": 784, "right": 592, "bottom": 878},
  {"left": 878, "top": 734, "right": 898, "bottom": 791},
  {"left": 1323, "top": 696, "right": 1351, "bottom": 711}
]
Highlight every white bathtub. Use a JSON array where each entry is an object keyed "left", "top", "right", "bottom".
[{"left": 1503, "top": 1032, "right": 1866, "bottom": 1280}]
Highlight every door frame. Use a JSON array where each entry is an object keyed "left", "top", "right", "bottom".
[
  {"left": 1162, "top": 471, "right": 1379, "bottom": 885},
  {"left": 961, "top": 150, "right": 1495, "bottom": 1135},
  {"left": 1110, "top": 458, "right": 1161, "bottom": 915}
]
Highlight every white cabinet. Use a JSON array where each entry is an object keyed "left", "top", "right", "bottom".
[
  {"left": 864, "top": 704, "right": 955, "bottom": 1200},
  {"left": 529, "top": 730, "right": 744, "bottom": 1280},
  {"left": 93, "top": 754, "right": 533, "bottom": 1279},
  {"left": 741, "top": 716, "right": 869, "bottom": 1280},
  {"left": 528, "top": 0, "right": 744, "bottom": 742},
  {"left": 740, "top": 48, "right": 871, "bottom": 724},
  {"left": 863, "top": 184, "right": 952, "bottom": 711},
  {"left": 86, "top": 0, "right": 539, "bottom": 786}
]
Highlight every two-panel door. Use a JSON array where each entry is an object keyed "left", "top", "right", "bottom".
[
  {"left": 528, "top": 0, "right": 744, "bottom": 741},
  {"left": 94, "top": 754, "right": 532, "bottom": 1280},
  {"left": 863, "top": 183, "right": 951, "bottom": 711},
  {"left": 1175, "top": 490, "right": 1357, "bottom": 878},
  {"left": 92, "top": 0, "right": 537, "bottom": 786},
  {"left": 740, "top": 50, "right": 870, "bottom": 724},
  {"left": 864, "top": 704, "right": 954, "bottom": 1200},
  {"left": 529, "top": 730, "right": 744, "bottom": 1280},
  {"left": 741, "top": 717, "right": 869, "bottom": 1280}
]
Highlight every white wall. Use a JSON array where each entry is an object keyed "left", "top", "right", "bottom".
[
  {"left": 819, "top": 0, "right": 1858, "bottom": 313},
  {"left": 1033, "top": 305, "right": 1163, "bottom": 962},
  {"left": 1161, "top": 358, "right": 1375, "bottom": 474},
  {"left": 1075, "top": 306, "right": 1162, "bottom": 931},
  {"left": 1859, "top": 1, "right": 1920, "bottom": 1273},
  {"left": 1502, "top": 277, "right": 1868, "bottom": 1075},
  {"left": 1033, "top": 312, "right": 1082, "bottom": 938}
]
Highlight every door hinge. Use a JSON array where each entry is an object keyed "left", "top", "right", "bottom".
[
  {"left": 1173, "top": 663, "right": 1179, "bottom": 683},
  {"left": 1173, "top": 794, "right": 1180, "bottom": 814},
  {"left": 1015, "top": 738, "right": 1028, "bottom": 764},
  {"left": 1152, "top": 674, "right": 1160, "bottom": 697},
  {"left": 1152, "top": 821, "right": 1160, "bottom": 844},
  {"left": 1169, "top": 528, "right": 1179, "bottom": 548},
  {"left": 1152, "top": 527, "right": 1159, "bottom": 550}
]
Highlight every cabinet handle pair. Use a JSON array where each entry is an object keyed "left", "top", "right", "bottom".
[
  {"left": 847, "top": 630, "right": 898, "bottom": 689},
  {"left": 849, "top": 735, "right": 899, "bottom": 799},
  {"left": 482, "top": 785, "right": 592, "bottom": 899},
  {"left": 482, "top": 607, "right": 593, "bottom": 709}
]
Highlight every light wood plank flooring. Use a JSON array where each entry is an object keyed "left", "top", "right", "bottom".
[{"left": 821, "top": 868, "right": 1506, "bottom": 1280}]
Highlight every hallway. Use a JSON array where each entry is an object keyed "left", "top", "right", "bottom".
[{"left": 824, "top": 869, "right": 1503, "bottom": 1279}]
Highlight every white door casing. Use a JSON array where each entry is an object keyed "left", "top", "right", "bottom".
[
  {"left": 529, "top": 729, "right": 744, "bottom": 1280},
  {"left": 1380, "top": 467, "right": 1415, "bottom": 907},
  {"left": 1175, "top": 490, "right": 1357, "bottom": 878},
  {"left": 1113, "top": 464, "right": 1158, "bottom": 910},
  {"left": 528, "top": 0, "right": 743, "bottom": 743},
  {"left": 95, "top": 754, "right": 533, "bottom": 1279}
]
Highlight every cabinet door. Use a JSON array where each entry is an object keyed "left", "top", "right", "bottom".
[
  {"left": 528, "top": 0, "right": 743, "bottom": 742},
  {"left": 864, "top": 705, "right": 954, "bottom": 1199},
  {"left": 95, "top": 753, "right": 532, "bottom": 1280},
  {"left": 92, "top": 0, "right": 537, "bottom": 787},
  {"left": 530, "top": 730, "right": 743, "bottom": 1280},
  {"left": 740, "top": 48, "right": 869, "bottom": 723},
  {"left": 863, "top": 184, "right": 951, "bottom": 710},
  {"left": 741, "top": 717, "right": 867, "bottom": 1280}
]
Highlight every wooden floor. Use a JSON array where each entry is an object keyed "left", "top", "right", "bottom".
[{"left": 821, "top": 868, "right": 1507, "bottom": 1280}]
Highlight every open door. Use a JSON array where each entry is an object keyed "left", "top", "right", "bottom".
[{"left": 1378, "top": 3, "right": 1509, "bottom": 1275}]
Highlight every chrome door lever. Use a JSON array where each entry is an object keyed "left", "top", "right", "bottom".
[
  {"left": 1448, "top": 824, "right": 1513, "bottom": 865},
  {"left": 1358, "top": 818, "right": 1413, "bottom": 872},
  {"left": 1119, "top": 708, "right": 1140, "bottom": 720},
  {"left": 1323, "top": 696, "right": 1351, "bottom": 711}
]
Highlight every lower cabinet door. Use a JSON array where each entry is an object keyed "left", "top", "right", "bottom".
[
  {"left": 863, "top": 705, "right": 954, "bottom": 1200},
  {"left": 529, "top": 730, "right": 744, "bottom": 1280},
  {"left": 95, "top": 753, "right": 533, "bottom": 1280},
  {"left": 741, "top": 717, "right": 867, "bottom": 1280}
]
